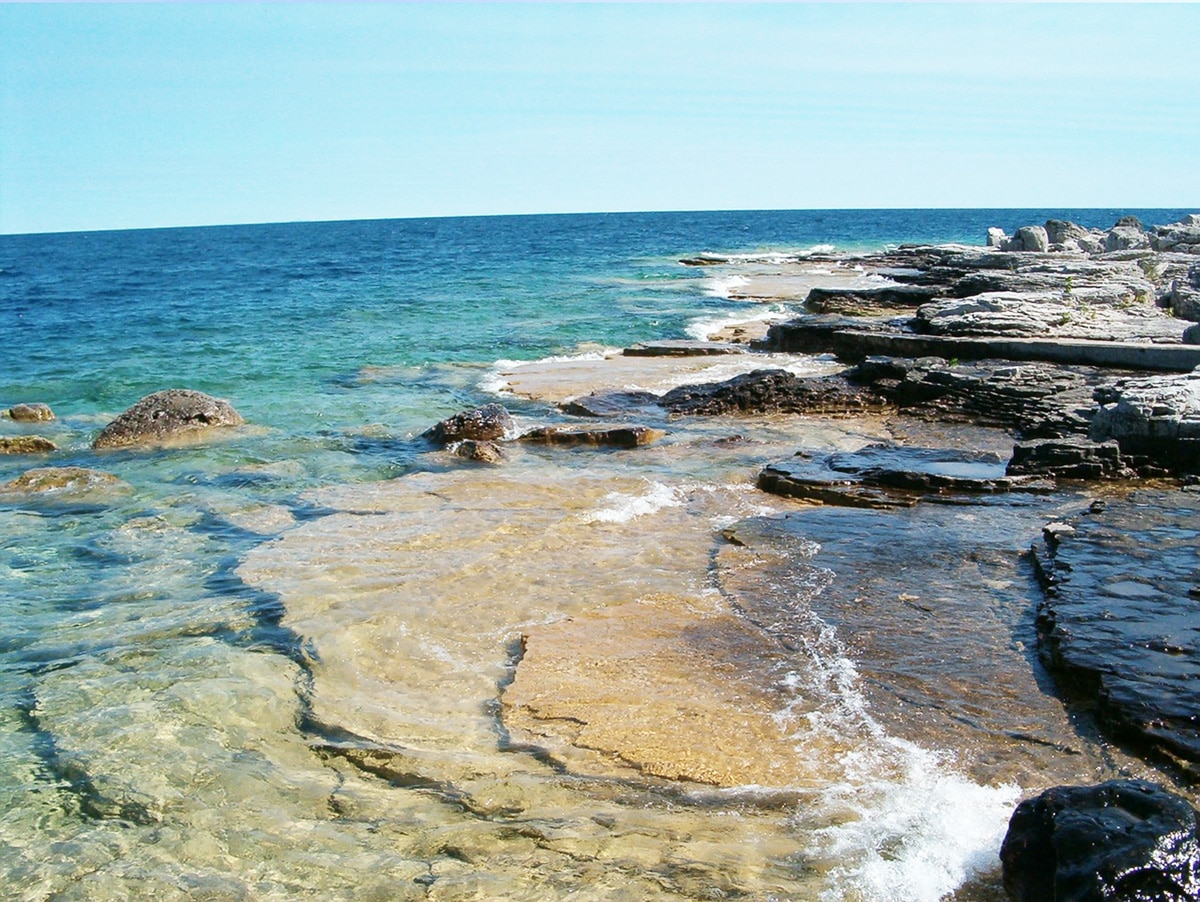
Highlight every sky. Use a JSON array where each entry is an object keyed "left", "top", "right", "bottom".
[{"left": 1, "top": 3, "right": 1198, "bottom": 235}]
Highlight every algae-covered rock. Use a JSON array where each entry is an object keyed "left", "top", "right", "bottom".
[
  {"left": 0, "top": 466, "right": 127, "bottom": 497},
  {"left": 0, "top": 436, "right": 57, "bottom": 455},
  {"left": 93, "top": 390, "right": 244, "bottom": 450}
]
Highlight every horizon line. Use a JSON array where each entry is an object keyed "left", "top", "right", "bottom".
[{"left": 3, "top": 205, "right": 1197, "bottom": 240}]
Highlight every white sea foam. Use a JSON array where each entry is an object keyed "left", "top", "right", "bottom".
[
  {"left": 479, "top": 349, "right": 616, "bottom": 395},
  {"left": 581, "top": 481, "right": 685, "bottom": 524},
  {"left": 685, "top": 303, "right": 790, "bottom": 341},
  {"left": 780, "top": 614, "right": 1020, "bottom": 902},
  {"left": 702, "top": 273, "right": 752, "bottom": 299}
]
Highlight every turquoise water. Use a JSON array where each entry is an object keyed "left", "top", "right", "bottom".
[{"left": 0, "top": 209, "right": 1192, "bottom": 901}]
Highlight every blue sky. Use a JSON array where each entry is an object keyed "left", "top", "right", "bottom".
[{"left": 2, "top": 3, "right": 1197, "bottom": 234}]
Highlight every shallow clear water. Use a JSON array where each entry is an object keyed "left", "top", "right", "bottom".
[{"left": 1, "top": 209, "right": 1194, "bottom": 900}]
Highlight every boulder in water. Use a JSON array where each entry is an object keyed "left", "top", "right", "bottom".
[
  {"left": 1000, "top": 779, "right": 1200, "bottom": 902},
  {"left": 422, "top": 403, "right": 513, "bottom": 445},
  {"left": 0, "top": 436, "right": 57, "bottom": 455},
  {"left": 4, "top": 403, "right": 55, "bottom": 422},
  {"left": 93, "top": 390, "right": 243, "bottom": 449}
]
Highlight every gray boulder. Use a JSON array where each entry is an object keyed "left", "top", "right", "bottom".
[
  {"left": 1106, "top": 225, "right": 1150, "bottom": 252},
  {"left": 1091, "top": 370, "right": 1200, "bottom": 473},
  {"left": 93, "top": 390, "right": 244, "bottom": 449},
  {"left": 986, "top": 227, "right": 1009, "bottom": 248},
  {"left": 1012, "top": 225, "right": 1049, "bottom": 253},
  {"left": 1152, "top": 215, "right": 1200, "bottom": 254}
]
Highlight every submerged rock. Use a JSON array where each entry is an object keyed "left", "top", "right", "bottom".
[
  {"left": 448, "top": 439, "right": 506, "bottom": 463},
  {"left": 0, "top": 466, "right": 127, "bottom": 497},
  {"left": 1033, "top": 490, "right": 1200, "bottom": 777},
  {"left": 1000, "top": 779, "right": 1200, "bottom": 902},
  {"left": 518, "top": 424, "right": 664, "bottom": 448},
  {"left": 422, "top": 403, "right": 513, "bottom": 445},
  {"left": 560, "top": 390, "right": 662, "bottom": 418},
  {"left": 93, "top": 389, "right": 244, "bottom": 450},
  {"left": 0, "top": 436, "right": 57, "bottom": 455},
  {"left": 4, "top": 402, "right": 55, "bottom": 422}
]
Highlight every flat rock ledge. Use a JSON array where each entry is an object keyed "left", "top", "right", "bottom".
[
  {"left": 93, "top": 389, "right": 244, "bottom": 450},
  {"left": 1000, "top": 779, "right": 1200, "bottom": 902},
  {"left": 757, "top": 444, "right": 1049, "bottom": 509},
  {"left": 1032, "top": 489, "right": 1200, "bottom": 779},
  {"left": 518, "top": 424, "right": 664, "bottom": 448}
]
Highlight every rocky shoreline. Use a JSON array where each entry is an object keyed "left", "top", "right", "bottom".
[{"left": 4, "top": 213, "right": 1199, "bottom": 898}]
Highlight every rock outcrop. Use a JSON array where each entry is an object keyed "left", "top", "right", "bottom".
[
  {"left": 422, "top": 403, "right": 513, "bottom": 445},
  {"left": 1090, "top": 369, "right": 1200, "bottom": 475},
  {"left": 1006, "top": 437, "right": 1136, "bottom": 480},
  {"left": 1000, "top": 780, "right": 1200, "bottom": 902},
  {"left": 92, "top": 390, "right": 244, "bottom": 450},
  {"left": 659, "top": 369, "right": 885, "bottom": 417}
]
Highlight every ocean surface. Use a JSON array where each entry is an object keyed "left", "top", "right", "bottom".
[{"left": 0, "top": 209, "right": 1194, "bottom": 901}]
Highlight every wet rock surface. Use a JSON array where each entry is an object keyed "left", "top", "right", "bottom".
[
  {"left": 1033, "top": 490, "right": 1200, "bottom": 778},
  {"left": 518, "top": 424, "right": 664, "bottom": 448},
  {"left": 92, "top": 389, "right": 244, "bottom": 450},
  {"left": 1006, "top": 437, "right": 1136, "bottom": 480},
  {"left": 1000, "top": 779, "right": 1200, "bottom": 902},
  {"left": 560, "top": 390, "right": 663, "bottom": 418},
  {"left": 758, "top": 444, "right": 1046, "bottom": 509},
  {"left": 422, "top": 402, "right": 513, "bottom": 445}
]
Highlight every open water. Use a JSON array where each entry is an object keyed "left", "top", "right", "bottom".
[{"left": 0, "top": 209, "right": 1193, "bottom": 901}]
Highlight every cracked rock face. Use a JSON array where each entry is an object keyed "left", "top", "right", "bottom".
[{"left": 92, "top": 389, "right": 244, "bottom": 449}]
